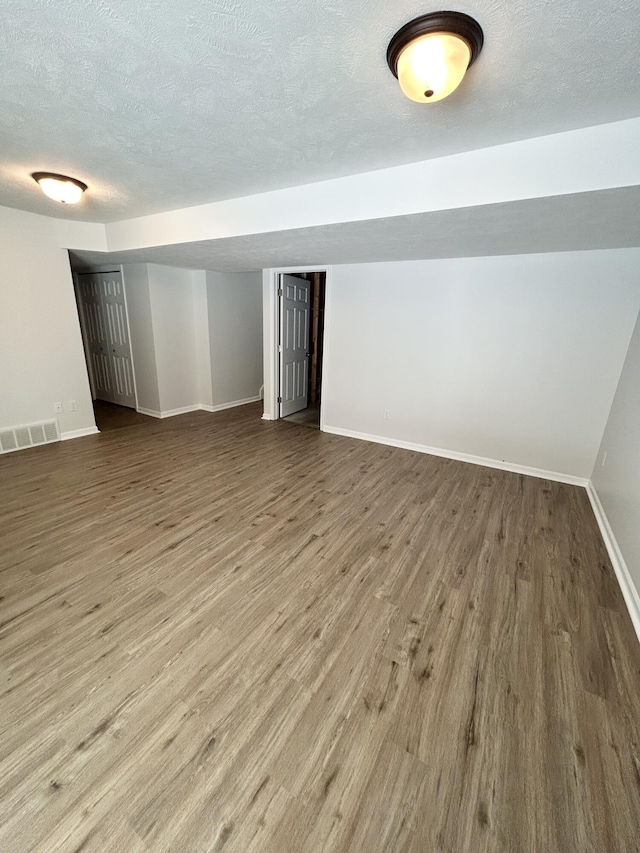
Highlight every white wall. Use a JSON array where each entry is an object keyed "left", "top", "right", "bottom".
[
  {"left": 207, "top": 271, "right": 263, "bottom": 407},
  {"left": 322, "top": 250, "right": 640, "bottom": 480},
  {"left": 79, "top": 263, "right": 261, "bottom": 418},
  {"left": 123, "top": 264, "right": 213, "bottom": 415},
  {"left": 121, "top": 263, "right": 161, "bottom": 413},
  {"left": 591, "top": 310, "right": 640, "bottom": 599},
  {"left": 0, "top": 205, "right": 95, "bottom": 437},
  {"left": 146, "top": 265, "right": 199, "bottom": 413},
  {"left": 192, "top": 270, "right": 213, "bottom": 409},
  {"left": 103, "top": 118, "right": 640, "bottom": 252}
]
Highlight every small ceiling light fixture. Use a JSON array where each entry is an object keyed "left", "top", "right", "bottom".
[
  {"left": 32, "top": 172, "right": 88, "bottom": 204},
  {"left": 387, "top": 11, "right": 483, "bottom": 103}
]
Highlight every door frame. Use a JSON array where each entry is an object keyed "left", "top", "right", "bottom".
[
  {"left": 262, "top": 265, "right": 333, "bottom": 430},
  {"left": 73, "top": 264, "right": 139, "bottom": 411}
]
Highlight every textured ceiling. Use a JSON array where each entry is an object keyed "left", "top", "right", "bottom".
[
  {"left": 2, "top": 0, "right": 640, "bottom": 222},
  {"left": 69, "top": 187, "right": 640, "bottom": 272}
]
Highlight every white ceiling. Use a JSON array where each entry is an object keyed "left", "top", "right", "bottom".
[
  {"left": 2, "top": 0, "right": 640, "bottom": 223},
  {"left": 70, "top": 187, "right": 640, "bottom": 272}
]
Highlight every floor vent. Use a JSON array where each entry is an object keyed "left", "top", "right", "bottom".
[{"left": 0, "top": 420, "right": 60, "bottom": 454}]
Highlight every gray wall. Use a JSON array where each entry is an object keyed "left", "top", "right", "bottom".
[
  {"left": 207, "top": 271, "right": 263, "bottom": 407},
  {"left": 146, "top": 264, "right": 199, "bottom": 413},
  {"left": 0, "top": 205, "right": 95, "bottom": 436},
  {"left": 322, "top": 250, "right": 640, "bottom": 479},
  {"left": 591, "top": 309, "right": 640, "bottom": 596},
  {"left": 122, "top": 263, "right": 161, "bottom": 412}
]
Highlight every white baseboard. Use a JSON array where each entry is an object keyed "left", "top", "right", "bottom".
[
  {"left": 201, "top": 396, "right": 262, "bottom": 413},
  {"left": 587, "top": 482, "right": 640, "bottom": 644},
  {"left": 136, "top": 407, "right": 163, "bottom": 419},
  {"left": 261, "top": 413, "right": 274, "bottom": 420},
  {"left": 321, "top": 426, "right": 589, "bottom": 487},
  {"left": 60, "top": 426, "right": 100, "bottom": 441},
  {"left": 162, "top": 405, "right": 202, "bottom": 418},
  {"left": 137, "top": 397, "right": 262, "bottom": 419},
  {"left": 137, "top": 405, "right": 202, "bottom": 418}
]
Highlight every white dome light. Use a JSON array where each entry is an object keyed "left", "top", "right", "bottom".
[
  {"left": 387, "top": 12, "right": 484, "bottom": 104},
  {"left": 32, "top": 172, "right": 88, "bottom": 204}
]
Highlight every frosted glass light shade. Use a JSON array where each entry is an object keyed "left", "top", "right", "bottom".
[
  {"left": 397, "top": 32, "right": 471, "bottom": 103},
  {"left": 32, "top": 172, "right": 87, "bottom": 203},
  {"left": 386, "top": 12, "right": 484, "bottom": 105}
]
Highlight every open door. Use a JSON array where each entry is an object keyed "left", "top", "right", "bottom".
[{"left": 279, "top": 274, "right": 311, "bottom": 417}]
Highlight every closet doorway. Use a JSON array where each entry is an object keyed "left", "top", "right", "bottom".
[{"left": 74, "top": 270, "right": 138, "bottom": 433}]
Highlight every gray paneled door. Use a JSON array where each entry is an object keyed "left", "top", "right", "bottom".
[
  {"left": 77, "top": 271, "right": 136, "bottom": 408},
  {"left": 279, "top": 274, "right": 311, "bottom": 418}
]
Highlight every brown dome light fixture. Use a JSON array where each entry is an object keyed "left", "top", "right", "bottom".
[
  {"left": 387, "top": 11, "right": 484, "bottom": 103},
  {"left": 32, "top": 172, "right": 88, "bottom": 204}
]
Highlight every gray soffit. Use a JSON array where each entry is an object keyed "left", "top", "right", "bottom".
[
  {"left": 69, "top": 186, "right": 640, "bottom": 272},
  {"left": 2, "top": 0, "right": 640, "bottom": 222}
]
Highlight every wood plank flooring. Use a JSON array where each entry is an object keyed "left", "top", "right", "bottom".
[
  {"left": 283, "top": 403, "right": 321, "bottom": 430},
  {"left": 93, "top": 400, "right": 155, "bottom": 432},
  {"left": 1, "top": 402, "right": 640, "bottom": 852}
]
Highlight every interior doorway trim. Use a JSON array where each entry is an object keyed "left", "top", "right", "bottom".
[{"left": 262, "top": 265, "right": 333, "bottom": 431}]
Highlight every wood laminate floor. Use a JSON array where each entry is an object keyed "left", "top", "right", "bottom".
[
  {"left": 283, "top": 403, "right": 321, "bottom": 430},
  {"left": 1, "top": 403, "right": 640, "bottom": 852},
  {"left": 93, "top": 400, "right": 154, "bottom": 432}
]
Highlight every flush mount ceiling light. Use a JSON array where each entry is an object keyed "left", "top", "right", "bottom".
[
  {"left": 32, "top": 172, "right": 88, "bottom": 204},
  {"left": 387, "top": 11, "right": 483, "bottom": 103}
]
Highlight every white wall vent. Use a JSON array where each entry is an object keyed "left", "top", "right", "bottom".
[{"left": 0, "top": 420, "right": 60, "bottom": 454}]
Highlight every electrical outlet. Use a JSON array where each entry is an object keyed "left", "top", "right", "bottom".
[
  {"left": 383, "top": 409, "right": 391, "bottom": 420},
  {"left": 69, "top": 400, "right": 77, "bottom": 412},
  {"left": 54, "top": 402, "right": 63, "bottom": 414},
  {"left": 601, "top": 450, "right": 607, "bottom": 467}
]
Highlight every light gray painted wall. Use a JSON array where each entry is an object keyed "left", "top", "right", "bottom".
[
  {"left": 147, "top": 264, "right": 199, "bottom": 413},
  {"left": 207, "top": 271, "right": 263, "bottom": 407},
  {"left": 121, "top": 263, "right": 161, "bottom": 413},
  {"left": 192, "top": 270, "right": 213, "bottom": 409},
  {"left": 322, "top": 250, "right": 640, "bottom": 479},
  {"left": 591, "top": 310, "right": 640, "bottom": 594},
  {"left": 0, "top": 205, "right": 95, "bottom": 435}
]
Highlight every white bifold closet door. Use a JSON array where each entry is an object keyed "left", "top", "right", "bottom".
[{"left": 77, "top": 271, "right": 136, "bottom": 408}]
